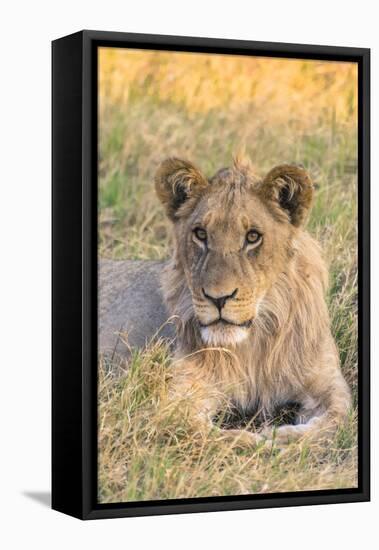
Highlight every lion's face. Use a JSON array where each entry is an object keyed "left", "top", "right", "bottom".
[
  {"left": 179, "top": 177, "right": 293, "bottom": 345},
  {"left": 155, "top": 157, "right": 313, "bottom": 346}
]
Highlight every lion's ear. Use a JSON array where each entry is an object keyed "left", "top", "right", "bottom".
[
  {"left": 260, "top": 164, "right": 314, "bottom": 227},
  {"left": 155, "top": 158, "right": 209, "bottom": 220}
]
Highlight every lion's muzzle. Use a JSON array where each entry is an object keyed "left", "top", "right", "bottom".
[{"left": 202, "top": 287, "right": 238, "bottom": 313}]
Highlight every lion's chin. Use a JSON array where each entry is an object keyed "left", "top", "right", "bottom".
[{"left": 200, "top": 324, "right": 249, "bottom": 347}]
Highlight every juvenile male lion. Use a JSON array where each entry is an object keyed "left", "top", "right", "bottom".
[{"left": 99, "top": 156, "right": 351, "bottom": 445}]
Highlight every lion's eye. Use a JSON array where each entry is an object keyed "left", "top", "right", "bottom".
[
  {"left": 193, "top": 227, "right": 207, "bottom": 242},
  {"left": 246, "top": 230, "right": 262, "bottom": 245}
]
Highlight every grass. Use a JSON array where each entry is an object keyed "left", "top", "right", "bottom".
[
  {"left": 98, "top": 343, "right": 357, "bottom": 502},
  {"left": 98, "top": 49, "right": 358, "bottom": 503}
]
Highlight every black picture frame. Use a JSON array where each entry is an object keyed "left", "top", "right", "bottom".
[{"left": 52, "top": 30, "right": 370, "bottom": 520}]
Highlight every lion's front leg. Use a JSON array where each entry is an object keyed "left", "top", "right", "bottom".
[
  {"left": 169, "top": 358, "right": 264, "bottom": 448},
  {"left": 261, "top": 416, "right": 323, "bottom": 445},
  {"left": 262, "top": 368, "right": 351, "bottom": 445}
]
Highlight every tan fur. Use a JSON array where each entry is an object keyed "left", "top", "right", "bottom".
[{"left": 155, "top": 155, "right": 351, "bottom": 445}]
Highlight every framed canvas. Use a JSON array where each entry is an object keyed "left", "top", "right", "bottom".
[{"left": 52, "top": 30, "right": 370, "bottom": 520}]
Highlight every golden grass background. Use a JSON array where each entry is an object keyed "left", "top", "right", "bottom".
[{"left": 98, "top": 48, "right": 358, "bottom": 503}]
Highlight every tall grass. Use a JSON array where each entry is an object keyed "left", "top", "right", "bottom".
[{"left": 98, "top": 49, "right": 358, "bottom": 503}]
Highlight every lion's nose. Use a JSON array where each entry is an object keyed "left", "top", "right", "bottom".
[{"left": 202, "top": 288, "right": 238, "bottom": 312}]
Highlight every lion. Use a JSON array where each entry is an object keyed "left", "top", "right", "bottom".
[{"left": 99, "top": 155, "right": 351, "bottom": 445}]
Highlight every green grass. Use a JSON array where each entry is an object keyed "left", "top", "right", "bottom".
[{"left": 98, "top": 65, "right": 358, "bottom": 503}]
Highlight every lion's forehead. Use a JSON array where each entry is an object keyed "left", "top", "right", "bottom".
[{"left": 196, "top": 188, "right": 271, "bottom": 236}]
